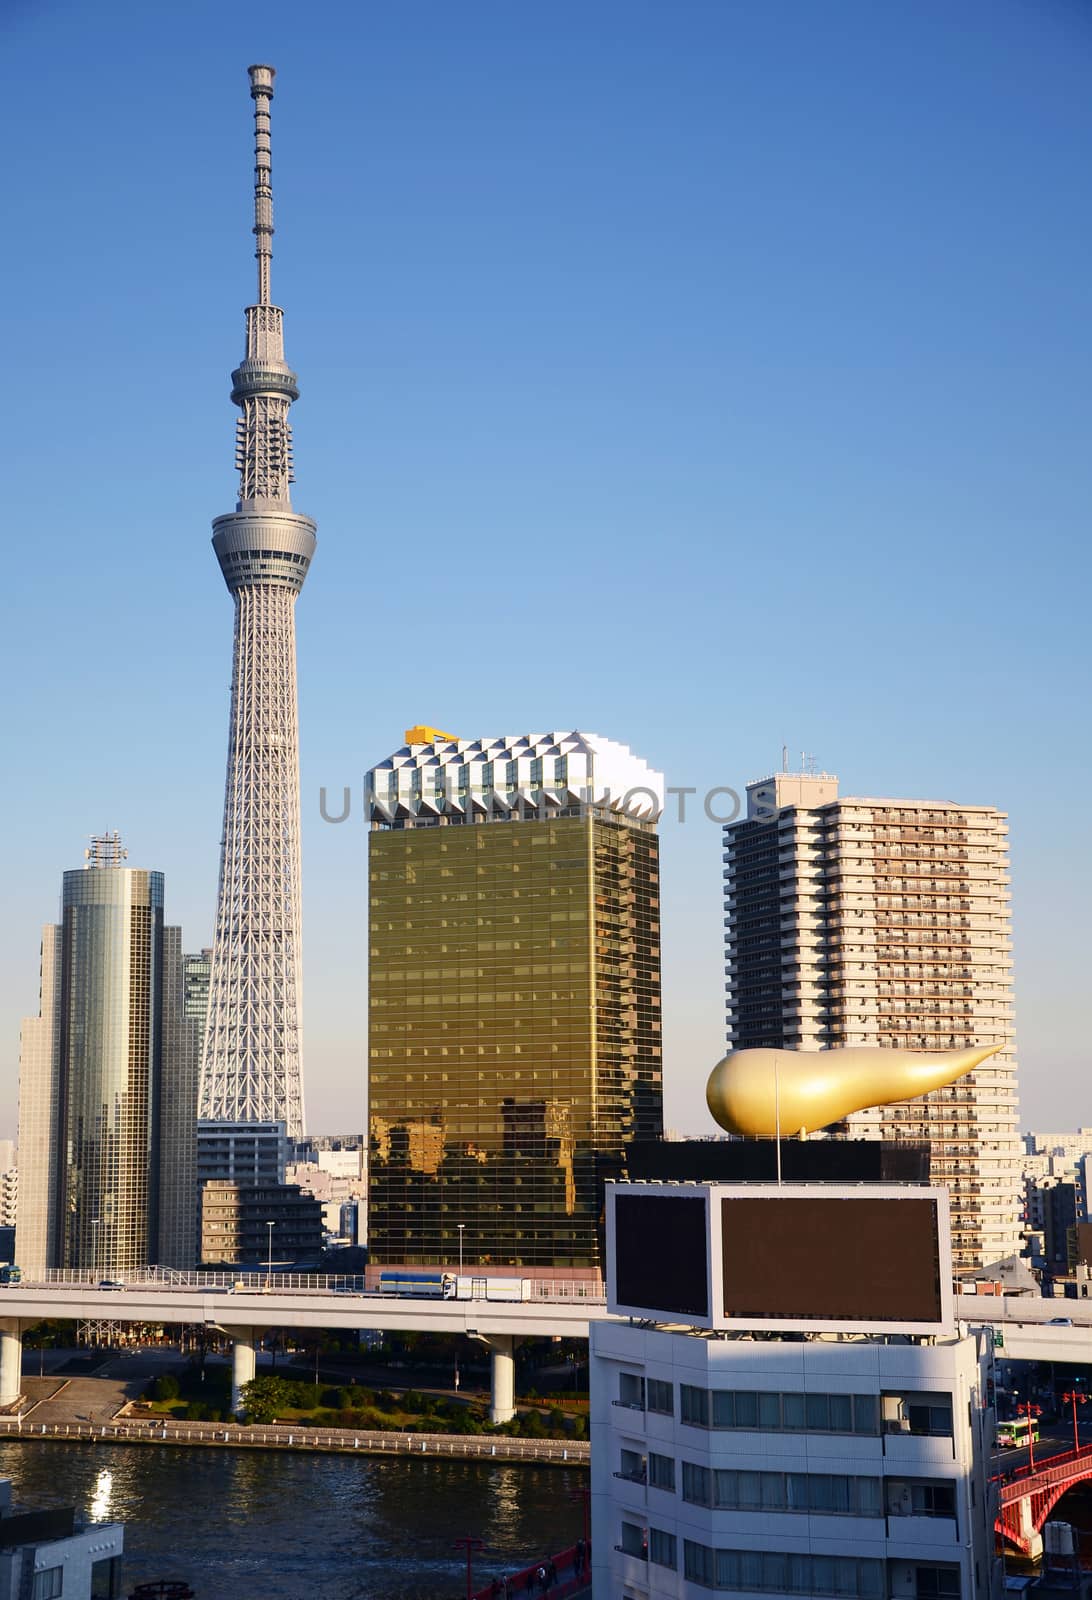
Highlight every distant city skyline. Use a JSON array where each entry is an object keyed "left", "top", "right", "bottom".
[{"left": 2, "top": 0, "right": 1089, "bottom": 1137}]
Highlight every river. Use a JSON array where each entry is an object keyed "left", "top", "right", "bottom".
[{"left": 0, "top": 1441, "right": 584, "bottom": 1599}]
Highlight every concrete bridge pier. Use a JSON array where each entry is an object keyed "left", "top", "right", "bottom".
[
  {"left": 225, "top": 1327, "right": 257, "bottom": 1419},
  {"left": 1015, "top": 1495, "right": 1043, "bottom": 1562},
  {"left": 0, "top": 1320, "right": 21, "bottom": 1409},
  {"left": 490, "top": 1334, "right": 516, "bottom": 1425}
]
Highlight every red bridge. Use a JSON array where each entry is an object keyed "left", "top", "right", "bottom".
[{"left": 997, "top": 1444, "right": 1092, "bottom": 1557}]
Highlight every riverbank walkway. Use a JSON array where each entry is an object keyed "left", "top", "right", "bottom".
[{"left": 0, "top": 1412, "right": 589, "bottom": 1466}]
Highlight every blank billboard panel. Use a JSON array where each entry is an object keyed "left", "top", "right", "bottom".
[
  {"left": 720, "top": 1195, "right": 943, "bottom": 1324},
  {"left": 613, "top": 1193, "right": 709, "bottom": 1318}
]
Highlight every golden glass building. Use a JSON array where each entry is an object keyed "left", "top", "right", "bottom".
[{"left": 367, "top": 729, "right": 664, "bottom": 1274}]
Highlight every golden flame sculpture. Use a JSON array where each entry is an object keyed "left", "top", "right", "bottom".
[{"left": 705, "top": 1043, "right": 1002, "bottom": 1139}]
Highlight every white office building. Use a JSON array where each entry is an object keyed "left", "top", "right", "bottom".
[
  {"left": 592, "top": 1322, "right": 998, "bottom": 1600},
  {"left": 0, "top": 1477, "right": 123, "bottom": 1598},
  {"left": 592, "top": 1180, "right": 1001, "bottom": 1600}
]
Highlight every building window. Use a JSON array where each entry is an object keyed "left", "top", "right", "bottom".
[
  {"left": 647, "top": 1378, "right": 673, "bottom": 1415},
  {"left": 915, "top": 1568, "right": 961, "bottom": 1599},
  {"left": 682, "top": 1460, "right": 712, "bottom": 1506},
  {"left": 684, "top": 1540, "right": 715, "bottom": 1587},
  {"left": 33, "top": 1572, "right": 63, "bottom": 1600},
  {"left": 648, "top": 1452, "right": 675, "bottom": 1491},
  {"left": 619, "top": 1521, "right": 647, "bottom": 1559},
  {"left": 885, "top": 1480, "right": 957, "bottom": 1518},
  {"left": 618, "top": 1448, "right": 646, "bottom": 1484},
  {"left": 618, "top": 1373, "right": 645, "bottom": 1410},
  {"left": 681, "top": 1547, "right": 884, "bottom": 1596},
  {"left": 702, "top": 1388, "right": 879, "bottom": 1435},
  {"left": 713, "top": 1469, "right": 882, "bottom": 1516},
  {"left": 649, "top": 1528, "right": 676, "bottom": 1570},
  {"left": 884, "top": 1392, "right": 954, "bottom": 1437},
  {"left": 912, "top": 1483, "right": 956, "bottom": 1517},
  {"left": 680, "top": 1384, "right": 709, "bottom": 1427}
]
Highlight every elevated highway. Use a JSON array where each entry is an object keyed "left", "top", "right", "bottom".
[
  {"left": 0, "top": 1274, "right": 611, "bottom": 1421},
  {"left": 4, "top": 1276, "right": 1091, "bottom": 1424},
  {"left": 957, "top": 1297, "right": 1092, "bottom": 1362}
]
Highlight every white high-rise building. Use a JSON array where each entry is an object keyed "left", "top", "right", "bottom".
[
  {"left": 593, "top": 1321, "right": 999, "bottom": 1600},
  {"left": 723, "top": 771, "right": 1020, "bottom": 1273},
  {"left": 593, "top": 1180, "right": 1002, "bottom": 1600},
  {"left": 200, "top": 66, "right": 316, "bottom": 1140}
]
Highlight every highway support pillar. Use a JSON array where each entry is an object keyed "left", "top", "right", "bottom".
[
  {"left": 0, "top": 1320, "right": 22, "bottom": 1409},
  {"left": 490, "top": 1334, "right": 516, "bottom": 1425},
  {"left": 227, "top": 1328, "right": 257, "bottom": 1419}
]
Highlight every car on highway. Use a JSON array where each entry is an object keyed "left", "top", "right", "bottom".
[
  {"left": 98, "top": 1278, "right": 125, "bottom": 1291},
  {"left": 1048, "top": 1316, "right": 1073, "bottom": 1326}
]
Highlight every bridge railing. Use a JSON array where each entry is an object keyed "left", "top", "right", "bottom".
[
  {"left": 35, "top": 1268, "right": 370, "bottom": 1292},
  {"left": 23, "top": 1268, "right": 608, "bottom": 1304},
  {"left": 470, "top": 1542, "right": 590, "bottom": 1600},
  {"left": 999, "top": 1441, "right": 1092, "bottom": 1500}
]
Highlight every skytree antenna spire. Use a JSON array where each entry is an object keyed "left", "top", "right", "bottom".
[
  {"left": 200, "top": 64, "right": 316, "bottom": 1139},
  {"left": 250, "top": 63, "right": 275, "bottom": 307}
]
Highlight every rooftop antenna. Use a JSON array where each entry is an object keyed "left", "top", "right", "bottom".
[
  {"left": 804, "top": 752, "right": 818, "bottom": 776},
  {"left": 781, "top": 744, "right": 789, "bottom": 773},
  {"left": 85, "top": 832, "right": 127, "bottom": 869}
]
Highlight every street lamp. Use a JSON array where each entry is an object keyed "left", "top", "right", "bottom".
[
  {"left": 266, "top": 1221, "right": 275, "bottom": 1290},
  {"left": 1017, "top": 1400, "right": 1043, "bottom": 1472},
  {"left": 1062, "top": 1389, "right": 1088, "bottom": 1456},
  {"left": 457, "top": 1223, "right": 465, "bottom": 1275},
  {"left": 453, "top": 1534, "right": 485, "bottom": 1600}
]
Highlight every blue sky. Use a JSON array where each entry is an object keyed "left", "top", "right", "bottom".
[{"left": 1, "top": 0, "right": 1089, "bottom": 1137}]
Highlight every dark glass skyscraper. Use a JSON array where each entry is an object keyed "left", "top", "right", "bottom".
[{"left": 366, "top": 730, "right": 664, "bottom": 1274}]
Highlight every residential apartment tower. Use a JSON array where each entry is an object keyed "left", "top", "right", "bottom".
[{"left": 723, "top": 771, "right": 1020, "bottom": 1271}]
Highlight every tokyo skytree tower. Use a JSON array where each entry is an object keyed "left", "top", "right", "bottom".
[{"left": 200, "top": 65, "right": 315, "bottom": 1138}]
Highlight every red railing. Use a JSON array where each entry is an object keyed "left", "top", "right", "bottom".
[
  {"left": 999, "top": 1440, "right": 1092, "bottom": 1498},
  {"left": 996, "top": 1441, "right": 1092, "bottom": 1554},
  {"left": 470, "top": 1541, "right": 590, "bottom": 1599}
]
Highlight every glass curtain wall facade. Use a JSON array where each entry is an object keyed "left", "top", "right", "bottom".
[
  {"left": 58, "top": 864, "right": 165, "bottom": 1273},
  {"left": 17, "top": 839, "right": 200, "bottom": 1276},
  {"left": 368, "top": 808, "right": 662, "bottom": 1270}
]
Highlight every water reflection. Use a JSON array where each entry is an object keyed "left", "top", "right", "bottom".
[
  {"left": 0, "top": 1442, "right": 582, "bottom": 1600},
  {"left": 89, "top": 1467, "right": 112, "bottom": 1523}
]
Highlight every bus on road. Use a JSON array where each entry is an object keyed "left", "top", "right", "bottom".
[{"left": 997, "top": 1417, "right": 1040, "bottom": 1449}]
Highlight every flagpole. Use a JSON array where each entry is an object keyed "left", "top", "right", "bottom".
[{"left": 775, "top": 1056, "right": 783, "bottom": 1187}]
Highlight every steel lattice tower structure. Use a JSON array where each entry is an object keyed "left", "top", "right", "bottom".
[{"left": 200, "top": 65, "right": 315, "bottom": 1139}]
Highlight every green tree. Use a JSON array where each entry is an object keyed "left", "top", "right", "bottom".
[
  {"left": 240, "top": 1375, "right": 295, "bottom": 1424},
  {"left": 153, "top": 1374, "right": 180, "bottom": 1402}
]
